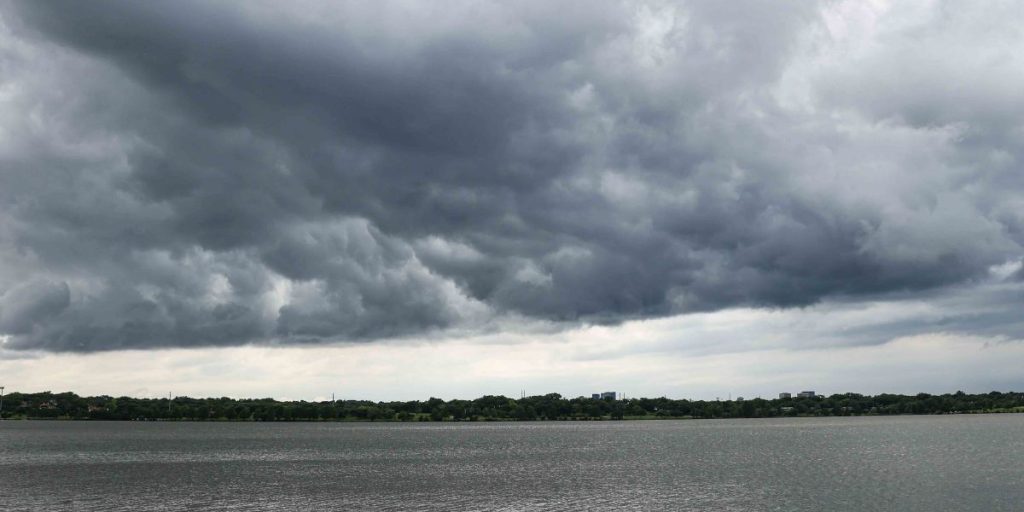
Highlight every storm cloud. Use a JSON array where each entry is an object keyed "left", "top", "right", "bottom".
[{"left": 0, "top": 1, "right": 1022, "bottom": 352}]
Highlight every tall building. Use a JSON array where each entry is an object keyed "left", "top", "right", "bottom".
[
  {"left": 779, "top": 392, "right": 791, "bottom": 399},
  {"left": 797, "top": 391, "right": 816, "bottom": 398},
  {"left": 600, "top": 391, "right": 617, "bottom": 400}
]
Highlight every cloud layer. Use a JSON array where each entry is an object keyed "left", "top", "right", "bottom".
[{"left": 1, "top": 1, "right": 1022, "bottom": 352}]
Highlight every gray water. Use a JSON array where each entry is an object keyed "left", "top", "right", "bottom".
[{"left": 1, "top": 415, "right": 1022, "bottom": 511}]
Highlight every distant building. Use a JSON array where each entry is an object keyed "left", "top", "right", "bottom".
[
  {"left": 797, "top": 391, "right": 816, "bottom": 398},
  {"left": 591, "top": 393, "right": 601, "bottom": 400},
  {"left": 736, "top": 397, "right": 744, "bottom": 402},
  {"left": 779, "top": 392, "right": 791, "bottom": 399}
]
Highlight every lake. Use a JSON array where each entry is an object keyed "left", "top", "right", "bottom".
[{"left": 1, "top": 415, "right": 1022, "bottom": 511}]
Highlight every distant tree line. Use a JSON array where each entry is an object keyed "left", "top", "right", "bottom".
[{"left": 1, "top": 390, "right": 1022, "bottom": 422}]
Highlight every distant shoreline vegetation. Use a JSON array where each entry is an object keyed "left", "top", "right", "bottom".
[{"left": 2, "top": 391, "right": 1023, "bottom": 422}]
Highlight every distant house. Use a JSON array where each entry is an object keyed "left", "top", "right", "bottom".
[
  {"left": 779, "top": 392, "right": 792, "bottom": 399},
  {"left": 797, "top": 391, "right": 816, "bottom": 398}
]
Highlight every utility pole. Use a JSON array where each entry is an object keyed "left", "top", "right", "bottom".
[
  {"left": 0, "top": 386, "right": 5, "bottom": 420},
  {"left": 168, "top": 391, "right": 172, "bottom": 414}
]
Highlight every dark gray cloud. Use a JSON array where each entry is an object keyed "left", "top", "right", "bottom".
[{"left": 0, "top": 1, "right": 1021, "bottom": 352}]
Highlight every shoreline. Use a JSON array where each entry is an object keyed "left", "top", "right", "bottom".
[
  {"left": 3, "top": 410, "right": 1023, "bottom": 422},
  {"left": 3, "top": 389, "right": 1022, "bottom": 423}
]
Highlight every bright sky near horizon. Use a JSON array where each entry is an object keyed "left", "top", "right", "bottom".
[{"left": 1, "top": 1, "right": 1023, "bottom": 400}]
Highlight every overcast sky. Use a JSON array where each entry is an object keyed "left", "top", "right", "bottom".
[{"left": 1, "top": 1, "right": 1023, "bottom": 400}]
